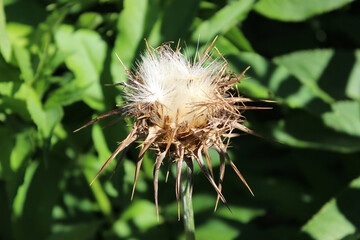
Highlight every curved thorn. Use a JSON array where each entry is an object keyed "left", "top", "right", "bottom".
[
  {"left": 220, "top": 146, "right": 254, "bottom": 197},
  {"left": 165, "top": 161, "right": 172, "bottom": 183},
  {"left": 200, "top": 36, "right": 218, "bottom": 62},
  {"left": 131, "top": 157, "right": 143, "bottom": 201},
  {"left": 194, "top": 147, "right": 232, "bottom": 213},
  {"left": 154, "top": 152, "right": 166, "bottom": 221},
  {"left": 102, "top": 116, "right": 124, "bottom": 130},
  {"left": 184, "top": 157, "right": 194, "bottom": 203},
  {"left": 226, "top": 97, "right": 276, "bottom": 103},
  {"left": 110, "top": 146, "right": 130, "bottom": 178},
  {"left": 214, "top": 150, "right": 225, "bottom": 212},
  {"left": 203, "top": 142, "right": 214, "bottom": 179},
  {"left": 131, "top": 127, "right": 160, "bottom": 200},
  {"left": 90, "top": 127, "right": 137, "bottom": 185},
  {"left": 115, "top": 53, "right": 133, "bottom": 78},
  {"left": 74, "top": 108, "right": 124, "bottom": 133},
  {"left": 234, "top": 122, "right": 281, "bottom": 144},
  {"left": 153, "top": 128, "right": 176, "bottom": 221},
  {"left": 175, "top": 146, "right": 184, "bottom": 221}
]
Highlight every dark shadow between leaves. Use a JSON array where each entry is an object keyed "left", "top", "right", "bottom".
[
  {"left": 337, "top": 188, "right": 360, "bottom": 229},
  {"left": 317, "top": 50, "right": 356, "bottom": 100}
]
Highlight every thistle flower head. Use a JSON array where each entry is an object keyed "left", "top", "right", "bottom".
[{"left": 75, "top": 38, "right": 269, "bottom": 219}]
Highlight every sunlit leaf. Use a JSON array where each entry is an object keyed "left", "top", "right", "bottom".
[
  {"left": 255, "top": 0, "right": 354, "bottom": 22},
  {"left": 192, "top": 219, "right": 240, "bottom": 240},
  {"left": 13, "top": 156, "right": 66, "bottom": 240},
  {"left": 12, "top": 160, "right": 39, "bottom": 219},
  {"left": 322, "top": 101, "right": 360, "bottom": 137},
  {"left": 268, "top": 109, "right": 360, "bottom": 153},
  {"left": 13, "top": 44, "right": 33, "bottom": 84},
  {"left": 91, "top": 123, "right": 112, "bottom": 168},
  {"left": 26, "top": 86, "right": 63, "bottom": 139},
  {"left": 111, "top": 0, "right": 150, "bottom": 84},
  {"left": 224, "top": 27, "right": 254, "bottom": 52},
  {"left": 10, "top": 127, "right": 35, "bottom": 172},
  {"left": 5, "top": 22, "right": 32, "bottom": 50},
  {"left": 0, "top": 0, "right": 11, "bottom": 61},
  {"left": 217, "top": 38, "right": 320, "bottom": 109},
  {"left": 299, "top": 176, "right": 360, "bottom": 240},
  {"left": 216, "top": 206, "right": 266, "bottom": 223},
  {"left": 118, "top": 200, "right": 159, "bottom": 231},
  {"left": 46, "top": 81, "right": 89, "bottom": 107},
  {"left": 55, "top": 25, "right": 107, "bottom": 111},
  {"left": 83, "top": 164, "right": 112, "bottom": 216},
  {"left": 274, "top": 49, "right": 335, "bottom": 104},
  {"left": 345, "top": 50, "right": 360, "bottom": 100},
  {"left": 77, "top": 12, "right": 103, "bottom": 30},
  {"left": 192, "top": 0, "right": 254, "bottom": 42}
]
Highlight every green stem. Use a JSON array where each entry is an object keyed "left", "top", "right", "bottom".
[{"left": 180, "top": 162, "right": 195, "bottom": 240}]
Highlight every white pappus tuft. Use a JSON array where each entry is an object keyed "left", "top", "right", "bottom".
[{"left": 122, "top": 43, "right": 226, "bottom": 127}]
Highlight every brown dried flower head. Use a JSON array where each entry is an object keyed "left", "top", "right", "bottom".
[{"left": 75, "top": 37, "right": 269, "bottom": 218}]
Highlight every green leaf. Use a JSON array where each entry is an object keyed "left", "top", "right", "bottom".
[
  {"left": 345, "top": 50, "right": 360, "bottom": 100},
  {"left": 0, "top": 0, "right": 11, "bottom": 61},
  {"left": 13, "top": 156, "right": 66, "bottom": 240},
  {"left": 0, "top": 125, "right": 36, "bottom": 206},
  {"left": 117, "top": 199, "right": 159, "bottom": 231},
  {"left": 45, "top": 81, "right": 89, "bottom": 107},
  {"left": 322, "top": 101, "right": 360, "bottom": 137},
  {"left": 6, "top": 22, "right": 33, "bottom": 47},
  {"left": 254, "top": 0, "right": 354, "bottom": 22},
  {"left": 30, "top": 8, "right": 68, "bottom": 86},
  {"left": 224, "top": 27, "right": 254, "bottom": 52},
  {"left": 267, "top": 109, "right": 360, "bottom": 153},
  {"left": 192, "top": 219, "right": 240, "bottom": 240},
  {"left": 46, "top": 222, "right": 101, "bottom": 240},
  {"left": 0, "top": 57, "right": 31, "bottom": 120},
  {"left": 160, "top": 0, "right": 199, "bottom": 41},
  {"left": 274, "top": 49, "right": 360, "bottom": 103},
  {"left": 215, "top": 206, "right": 266, "bottom": 224},
  {"left": 192, "top": 0, "right": 255, "bottom": 42},
  {"left": 55, "top": 25, "right": 107, "bottom": 111},
  {"left": 274, "top": 49, "right": 335, "bottom": 104},
  {"left": 299, "top": 176, "right": 360, "bottom": 240},
  {"left": 0, "top": 96, "right": 30, "bottom": 121},
  {"left": 26, "top": 86, "right": 63, "bottom": 139},
  {"left": 0, "top": 51, "right": 20, "bottom": 83},
  {"left": 77, "top": 12, "right": 103, "bottom": 30},
  {"left": 91, "top": 123, "right": 112, "bottom": 163},
  {"left": 111, "top": 0, "right": 149, "bottom": 84},
  {"left": 83, "top": 162, "right": 112, "bottom": 216},
  {"left": 13, "top": 44, "right": 34, "bottom": 84},
  {"left": 216, "top": 38, "right": 317, "bottom": 108},
  {"left": 12, "top": 160, "right": 39, "bottom": 219},
  {"left": 0, "top": 81, "right": 31, "bottom": 120},
  {"left": 146, "top": 0, "right": 200, "bottom": 46},
  {"left": 10, "top": 127, "right": 35, "bottom": 172}
]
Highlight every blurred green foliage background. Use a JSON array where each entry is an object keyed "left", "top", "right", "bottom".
[{"left": 1, "top": 0, "right": 360, "bottom": 239}]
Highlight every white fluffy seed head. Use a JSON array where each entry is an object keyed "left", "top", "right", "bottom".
[
  {"left": 124, "top": 47, "right": 226, "bottom": 127},
  {"left": 76, "top": 40, "right": 260, "bottom": 214}
]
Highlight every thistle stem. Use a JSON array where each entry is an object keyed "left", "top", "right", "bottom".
[{"left": 181, "top": 162, "right": 196, "bottom": 240}]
